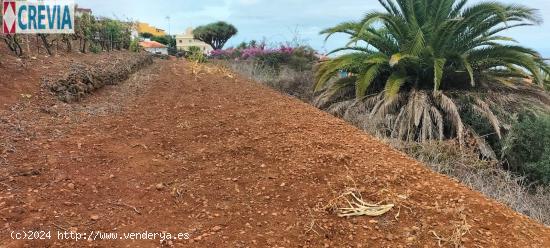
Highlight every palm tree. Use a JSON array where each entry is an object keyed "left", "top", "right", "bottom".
[{"left": 315, "top": 0, "right": 550, "bottom": 156}]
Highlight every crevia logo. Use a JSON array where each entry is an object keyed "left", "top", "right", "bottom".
[{"left": 2, "top": 0, "right": 75, "bottom": 34}]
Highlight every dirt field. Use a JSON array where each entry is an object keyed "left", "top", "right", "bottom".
[
  {"left": 1, "top": 57, "right": 550, "bottom": 247},
  {"left": 0, "top": 50, "right": 141, "bottom": 108}
]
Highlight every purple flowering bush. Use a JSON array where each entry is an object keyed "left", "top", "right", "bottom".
[{"left": 209, "top": 43, "right": 317, "bottom": 71}]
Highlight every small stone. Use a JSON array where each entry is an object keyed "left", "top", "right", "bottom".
[
  {"left": 67, "top": 183, "right": 75, "bottom": 189},
  {"left": 212, "top": 226, "right": 222, "bottom": 232},
  {"left": 90, "top": 215, "right": 100, "bottom": 221},
  {"left": 155, "top": 183, "right": 165, "bottom": 190}
]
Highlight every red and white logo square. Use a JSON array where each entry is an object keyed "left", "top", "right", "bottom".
[{"left": 2, "top": 1, "right": 17, "bottom": 34}]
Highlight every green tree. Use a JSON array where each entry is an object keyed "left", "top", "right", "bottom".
[
  {"left": 193, "top": 21, "right": 237, "bottom": 50},
  {"left": 151, "top": 35, "right": 175, "bottom": 47},
  {"left": 93, "top": 18, "right": 132, "bottom": 51},
  {"left": 315, "top": 0, "right": 550, "bottom": 146},
  {"left": 74, "top": 13, "right": 96, "bottom": 53},
  {"left": 140, "top": 32, "right": 154, "bottom": 38}
]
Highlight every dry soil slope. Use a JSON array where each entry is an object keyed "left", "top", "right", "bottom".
[{"left": 1, "top": 59, "right": 549, "bottom": 247}]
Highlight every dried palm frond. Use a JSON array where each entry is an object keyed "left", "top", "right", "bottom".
[
  {"left": 471, "top": 98, "right": 502, "bottom": 139},
  {"left": 327, "top": 100, "right": 354, "bottom": 117},
  {"left": 430, "top": 106, "right": 445, "bottom": 140},
  {"left": 325, "top": 189, "right": 394, "bottom": 218},
  {"left": 321, "top": 82, "right": 547, "bottom": 158},
  {"left": 434, "top": 92, "right": 465, "bottom": 145},
  {"left": 466, "top": 127, "right": 497, "bottom": 160}
]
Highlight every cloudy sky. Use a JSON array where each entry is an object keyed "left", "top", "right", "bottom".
[{"left": 77, "top": 0, "right": 550, "bottom": 57}]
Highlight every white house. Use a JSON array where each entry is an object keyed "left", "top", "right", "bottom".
[
  {"left": 139, "top": 40, "right": 168, "bottom": 55},
  {"left": 176, "top": 27, "right": 213, "bottom": 54}
]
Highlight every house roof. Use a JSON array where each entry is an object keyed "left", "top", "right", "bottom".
[
  {"left": 76, "top": 8, "right": 92, "bottom": 13},
  {"left": 139, "top": 41, "right": 167, "bottom": 49}
]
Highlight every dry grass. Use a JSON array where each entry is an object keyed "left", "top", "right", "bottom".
[
  {"left": 391, "top": 141, "right": 550, "bottom": 226},
  {"left": 430, "top": 207, "right": 472, "bottom": 248},
  {"left": 189, "top": 61, "right": 236, "bottom": 81},
  {"left": 216, "top": 60, "right": 315, "bottom": 101}
]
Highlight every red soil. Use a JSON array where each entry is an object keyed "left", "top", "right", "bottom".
[
  {"left": 0, "top": 50, "right": 137, "bottom": 109},
  {"left": 1, "top": 56, "right": 549, "bottom": 247}
]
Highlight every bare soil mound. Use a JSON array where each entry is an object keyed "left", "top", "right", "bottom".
[{"left": 0, "top": 60, "right": 549, "bottom": 247}]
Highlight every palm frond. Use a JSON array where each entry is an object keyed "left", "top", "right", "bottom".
[
  {"left": 384, "top": 71, "right": 408, "bottom": 98},
  {"left": 433, "top": 58, "right": 446, "bottom": 90}
]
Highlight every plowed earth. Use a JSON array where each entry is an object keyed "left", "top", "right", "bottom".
[{"left": 1, "top": 56, "right": 549, "bottom": 247}]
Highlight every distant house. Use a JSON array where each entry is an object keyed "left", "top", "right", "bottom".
[
  {"left": 139, "top": 40, "right": 168, "bottom": 55},
  {"left": 137, "top": 22, "right": 166, "bottom": 37},
  {"left": 75, "top": 7, "right": 92, "bottom": 17},
  {"left": 176, "top": 27, "right": 213, "bottom": 54}
]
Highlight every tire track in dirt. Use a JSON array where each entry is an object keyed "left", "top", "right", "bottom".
[{"left": 1, "top": 59, "right": 549, "bottom": 247}]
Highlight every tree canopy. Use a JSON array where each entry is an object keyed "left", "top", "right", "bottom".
[
  {"left": 193, "top": 21, "right": 238, "bottom": 50},
  {"left": 140, "top": 32, "right": 154, "bottom": 38},
  {"left": 151, "top": 35, "right": 176, "bottom": 47}
]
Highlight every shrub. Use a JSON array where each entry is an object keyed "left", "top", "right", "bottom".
[
  {"left": 287, "top": 46, "right": 317, "bottom": 71},
  {"left": 210, "top": 48, "right": 240, "bottom": 60},
  {"left": 210, "top": 44, "right": 318, "bottom": 71},
  {"left": 89, "top": 43, "right": 102, "bottom": 54},
  {"left": 129, "top": 38, "right": 140, "bottom": 53},
  {"left": 186, "top": 46, "right": 206, "bottom": 63},
  {"left": 255, "top": 51, "right": 291, "bottom": 70},
  {"left": 503, "top": 113, "right": 550, "bottom": 185}
]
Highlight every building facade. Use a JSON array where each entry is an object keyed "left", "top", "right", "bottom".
[
  {"left": 137, "top": 22, "right": 166, "bottom": 37},
  {"left": 176, "top": 28, "right": 213, "bottom": 54}
]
